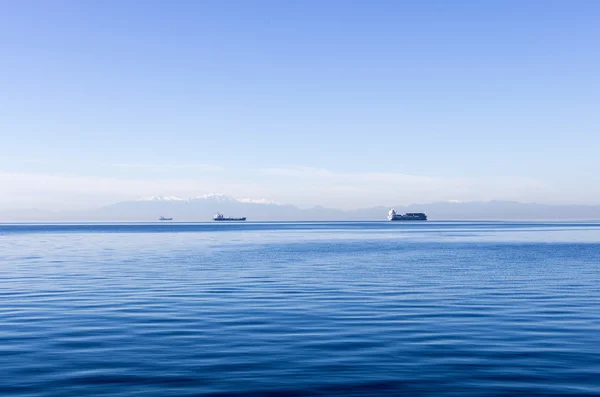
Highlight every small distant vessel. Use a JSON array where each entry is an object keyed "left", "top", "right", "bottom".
[
  {"left": 213, "top": 213, "right": 246, "bottom": 221},
  {"left": 388, "top": 209, "right": 427, "bottom": 221},
  {"left": 159, "top": 216, "right": 173, "bottom": 221}
]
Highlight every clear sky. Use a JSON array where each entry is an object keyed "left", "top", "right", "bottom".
[{"left": 1, "top": 0, "right": 599, "bottom": 210}]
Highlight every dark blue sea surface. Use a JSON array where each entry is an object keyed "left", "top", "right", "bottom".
[{"left": 1, "top": 221, "right": 599, "bottom": 396}]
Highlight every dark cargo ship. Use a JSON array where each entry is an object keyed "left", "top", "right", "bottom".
[
  {"left": 213, "top": 213, "right": 246, "bottom": 221},
  {"left": 388, "top": 209, "right": 427, "bottom": 221}
]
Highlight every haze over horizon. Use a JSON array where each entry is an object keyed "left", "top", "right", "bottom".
[
  {"left": 5, "top": 194, "right": 600, "bottom": 222},
  {"left": 2, "top": 1, "right": 599, "bottom": 211}
]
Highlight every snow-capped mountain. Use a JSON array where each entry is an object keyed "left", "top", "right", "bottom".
[
  {"left": 137, "top": 194, "right": 252, "bottom": 203},
  {"left": 137, "top": 195, "right": 186, "bottom": 202},
  {"left": 238, "top": 198, "right": 279, "bottom": 205},
  {"left": 190, "top": 194, "right": 237, "bottom": 202},
  {"left": 89, "top": 194, "right": 297, "bottom": 221},
  {"left": 4, "top": 197, "right": 600, "bottom": 221}
]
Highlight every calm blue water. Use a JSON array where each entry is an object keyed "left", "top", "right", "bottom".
[{"left": 1, "top": 221, "right": 600, "bottom": 396}]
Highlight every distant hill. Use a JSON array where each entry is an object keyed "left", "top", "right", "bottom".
[
  {"left": 94, "top": 194, "right": 304, "bottom": 221},
  {"left": 1, "top": 196, "right": 600, "bottom": 222}
]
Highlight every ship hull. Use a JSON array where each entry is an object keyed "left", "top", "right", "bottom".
[
  {"left": 214, "top": 218, "right": 246, "bottom": 221},
  {"left": 390, "top": 217, "right": 427, "bottom": 221}
]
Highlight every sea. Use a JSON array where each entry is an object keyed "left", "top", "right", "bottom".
[{"left": 1, "top": 221, "right": 599, "bottom": 396}]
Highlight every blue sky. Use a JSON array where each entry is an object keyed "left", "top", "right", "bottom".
[{"left": 1, "top": 1, "right": 599, "bottom": 209}]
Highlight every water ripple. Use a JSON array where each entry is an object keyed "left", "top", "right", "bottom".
[{"left": 0, "top": 222, "right": 599, "bottom": 396}]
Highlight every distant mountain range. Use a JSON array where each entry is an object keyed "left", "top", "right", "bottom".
[{"left": 2, "top": 194, "right": 600, "bottom": 221}]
